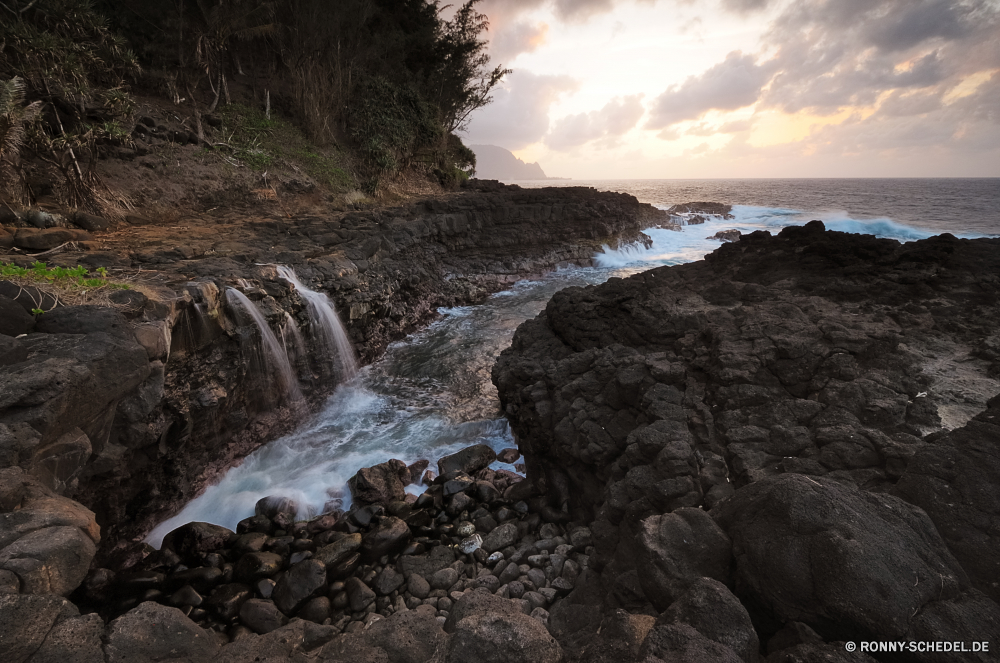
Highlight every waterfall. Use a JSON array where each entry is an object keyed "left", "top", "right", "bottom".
[
  {"left": 281, "top": 311, "right": 308, "bottom": 377},
  {"left": 225, "top": 288, "right": 302, "bottom": 403},
  {"left": 275, "top": 265, "right": 359, "bottom": 381}
]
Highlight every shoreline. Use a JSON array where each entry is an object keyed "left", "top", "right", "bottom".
[{"left": 3, "top": 187, "right": 1000, "bottom": 661}]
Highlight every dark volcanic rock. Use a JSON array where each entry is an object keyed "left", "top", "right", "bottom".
[
  {"left": 162, "top": 522, "right": 234, "bottom": 566},
  {"left": 360, "top": 516, "right": 411, "bottom": 561},
  {"left": 640, "top": 622, "right": 744, "bottom": 663},
  {"left": 713, "top": 473, "right": 970, "bottom": 641},
  {"left": 0, "top": 295, "right": 34, "bottom": 337},
  {"left": 105, "top": 601, "right": 219, "bottom": 662},
  {"left": 895, "top": 395, "right": 1000, "bottom": 602},
  {"left": 272, "top": 558, "right": 327, "bottom": 614},
  {"left": 634, "top": 507, "right": 732, "bottom": 610},
  {"left": 33, "top": 305, "right": 132, "bottom": 339},
  {"left": 660, "top": 578, "right": 759, "bottom": 663},
  {"left": 348, "top": 459, "right": 408, "bottom": 506},
  {"left": 438, "top": 443, "right": 497, "bottom": 476},
  {"left": 447, "top": 610, "right": 563, "bottom": 663}
]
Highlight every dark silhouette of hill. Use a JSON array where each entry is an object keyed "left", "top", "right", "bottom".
[{"left": 469, "top": 145, "right": 550, "bottom": 180}]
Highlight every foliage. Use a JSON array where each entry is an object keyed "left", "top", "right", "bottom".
[
  {"left": 1, "top": 260, "right": 130, "bottom": 289},
  {"left": 349, "top": 76, "right": 441, "bottom": 185},
  {"left": 0, "top": 76, "right": 43, "bottom": 202},
  {"left": 0, "top": 0, "right": 140, "bottom": 102},
  {"left": 0, "top": 0, "right": 140, "bottom": 209},
  {"left": 428, "top": 1, "right": 510, "bottom": 134},
  {"left": 217, "top": 102, "right": 279, "bottom": 169}
]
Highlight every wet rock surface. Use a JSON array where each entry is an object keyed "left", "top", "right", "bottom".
[
  {"left": 494, "top": 224, "right": 1000, "bottom": 661},
  {"left": 2, "top": 181, "right": 663, "bottom": 568},
  {"left": 4, "top": 204, "right": 1000, "bottom": 661}
]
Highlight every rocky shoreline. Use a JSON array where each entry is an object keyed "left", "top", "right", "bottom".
[
  {"left": 1, "top": 181, "right": 665, "bottom": 567},
  {"left": 493, "top": 221, "right": 1000, "bottom": 661},
  {"left": 3, "top": 193, "right": 1000, "bottom": 661}
]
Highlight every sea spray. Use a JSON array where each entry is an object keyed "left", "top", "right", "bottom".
[
  {"left": 225, "top": 288, "right": 302, "bottom": 403},
  {"left": 275, "top": 265, "right": 359, "bottom": 381}
]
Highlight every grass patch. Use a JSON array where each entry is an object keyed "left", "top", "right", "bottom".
[
  {"left": 211, "top": 103, "right": 356, "bottom": 193},
  {"left": 0, "top": 261, "right": 131, "bottom": 298}
]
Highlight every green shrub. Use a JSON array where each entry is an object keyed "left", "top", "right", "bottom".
[{"left": 348, "top": 76, "right": 442, "bottom": 186}]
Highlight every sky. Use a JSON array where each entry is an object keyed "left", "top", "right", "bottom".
[{"left": 460, "top": 0, "right": 1000, "bottom": 179}]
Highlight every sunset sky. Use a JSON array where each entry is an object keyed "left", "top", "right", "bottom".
[{"left": 462, "top": 0, "right": 1000, "bottom": 179}]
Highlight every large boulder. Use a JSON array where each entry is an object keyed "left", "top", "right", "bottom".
[
  {"left": 713, "top": 474, "right": 969, "bottom": 641},
  {"left": 0, "top": 295, "right": 34, "bottom": 337},
  {"left": 447, "top": 610, "right": 563, "bottom": 663},
  {"left": 660, "top": 578, "right": 760, "bottom": 663},
  {"left": 639, "top": 623, "right": 744, "bottom": 663},
  {"left": 359, "top": 516, "right": 411, "bottom": 561},
  {"left": 161, "top": 521, "right": 234, "bottom": 566},
  {"left": 104, "top": 601, "right": 220, "bottom": 663},
  {"left": 634, "top": 507, "right": 732, "bottom": 610},
  {"left": 272, "top": 559, "right": 327, "bottom": 614},
  {"left": 0, "top": 526, "right": 96, "bottom": 596},
  {"left": 0, "top": 470, "right": 100, "bottom": 596},
  {"left": 364, "top": 609, "right": 448, "bottom": 663},
  {"left": 438, "top": 444, "right": 497, "bottom": 476},
  {"left": 0, "top": 332, "right": 151, "bottom": 455},
  {"left": 895, "top": 396, "right": 1000, "bottom": 602},
  {"left": 347, "top": 459, "right": 408, "bottom": 506},
  {"left": 0, "top": 593, "right": 82, "bottom": 663},
  {"left": 23, "top": 612, "right": 105, "bottom": 663}
]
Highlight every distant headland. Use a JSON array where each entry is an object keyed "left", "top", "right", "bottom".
[{"left": 468, "top": 145, "right": 568, "bottom": 181}]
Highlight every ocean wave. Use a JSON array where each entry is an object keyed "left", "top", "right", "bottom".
[{"left": 596, "top": 204, "right": 995, "bottom": 269}]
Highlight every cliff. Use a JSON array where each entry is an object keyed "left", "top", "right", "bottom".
[{"left": 469, "top": 145, "right": 550, "bottom": 181}]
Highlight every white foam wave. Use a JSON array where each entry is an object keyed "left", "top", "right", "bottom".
[{"left": 594, "top": 204, "right": 994, "bottom": 270}]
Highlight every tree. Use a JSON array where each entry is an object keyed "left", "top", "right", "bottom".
[{"left": 430, "top": 0, "right": 509, "bottom": 134}]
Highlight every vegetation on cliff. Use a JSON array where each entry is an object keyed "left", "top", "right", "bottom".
[{"left": 0, "top": 0, "right": 507, "bottom": 209}]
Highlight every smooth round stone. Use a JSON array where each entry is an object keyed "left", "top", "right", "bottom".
[
  {"left": 486, "top": 551, "right": 504, "bottom": 566},
  {"left": 458, "top": 533, "right": 483, "bottom": 554},
  {"left": 455, "top": 521, "right": 477, "bottom": 537}
]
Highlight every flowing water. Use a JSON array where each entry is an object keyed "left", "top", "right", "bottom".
[
  {"left": 276, "top": 265, "right": 360, "bottom": 381},
  {"left": 148, "top": 179, "right": 999, "bottom": 547},
  {"left": 224, "top": 288, "right": 302, "bottom": 403}
]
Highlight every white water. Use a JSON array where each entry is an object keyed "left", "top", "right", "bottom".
[
  {"left": 595, "top": 204, "right": 994, "bottom": 269},
  {"left": 224, "top": 288, "right": 302, "bottom": 403},
  {"left": 149, "top": 198, "right": 997, "bottom": 547},
  {"left": 276, "top": 265, "right": 359, "bottom": 381}
]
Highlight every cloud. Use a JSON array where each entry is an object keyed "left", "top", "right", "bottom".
[
  {"left": 760, "top": 0, "right": 1000, "bottom": 114},
  {"left": 860, "top": 0, "right": 974, "bottom": 52},
  {"left": 479, "top": 0, "right": 660, "bottom": 26},
  {"left": 546, "top": 94, "right": 646, "bottom": 150},
  {"left": 462, "top": 71, "right": 580, "bottom": 150},
  {"left": 646, "top": 51, "right": 772, "bottom": 128},
  {"left": 720, "top": 0, "right": 772, "bottom": 14},
  {"left": 685, "top": 118, "right": 755, "bottom": 135},
  {"left": 489, "top": 21, "right": 550, "bottom": 63}
]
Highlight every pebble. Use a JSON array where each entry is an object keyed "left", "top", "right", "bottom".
[{"left": 458, "top": 533, "right": 483, "bottom": 554}]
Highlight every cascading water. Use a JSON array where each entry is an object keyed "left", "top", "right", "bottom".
[
  {"left": 225, "top": 288, "right": 302, "bottom": 403},
  {"left": 281, "top": 312, "right": 308, "bottom": 376},
  {"left": 275, "top": 265, "right": 359, "bottom": 381}
]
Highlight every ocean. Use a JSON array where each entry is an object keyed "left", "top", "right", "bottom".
[{"left": 147, "top": 178, "right": 1000, "bottom": 544}]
